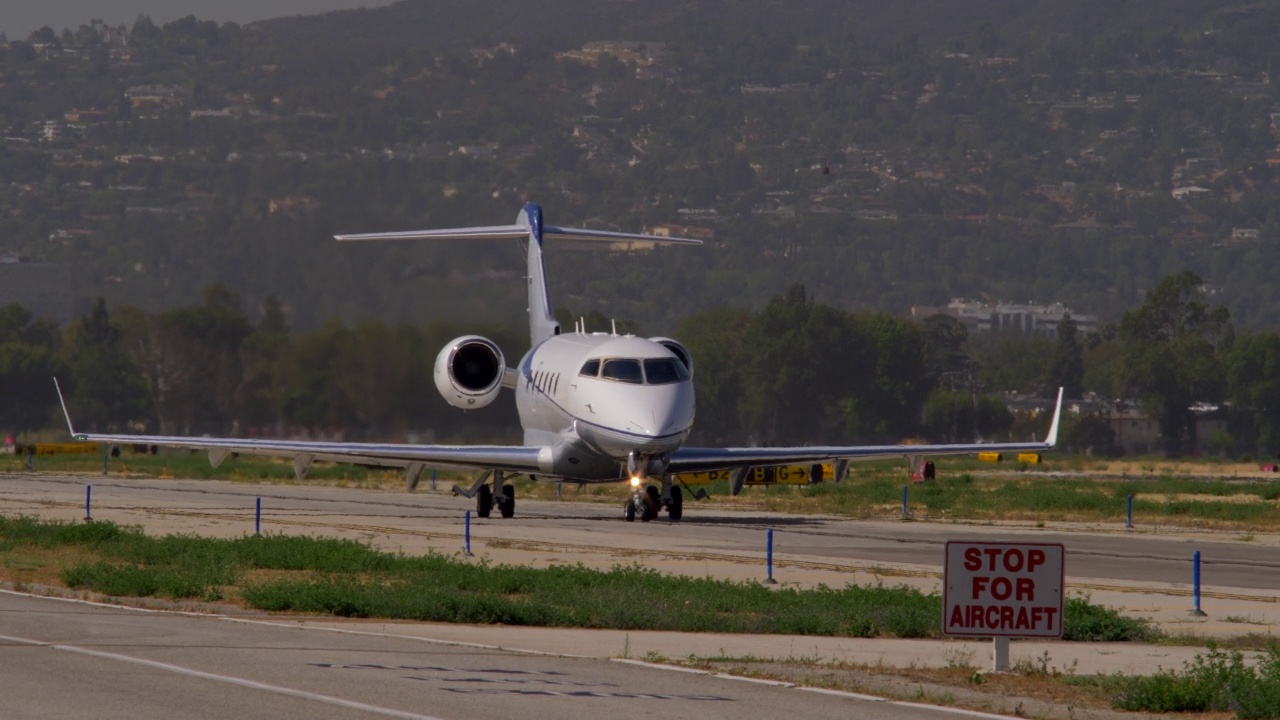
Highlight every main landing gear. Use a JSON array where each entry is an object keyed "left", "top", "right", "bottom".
[
  {"left": 453, "top": 470, "right": 517, "bottom": 519},
  {"left": 623, "top": 475, "right": 683, "bottom": 523}
]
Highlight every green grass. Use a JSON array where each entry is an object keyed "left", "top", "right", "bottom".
[
  {"left": 0, "top": 515, "right": 1155, "bottom": 641},
  {"left": 2, "top": 448, "right": 420, "bottom": 483},
  {"left": 765, "top": 471, "right": 1280, "bottom": 527}
]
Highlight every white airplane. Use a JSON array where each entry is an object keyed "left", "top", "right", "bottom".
[{"left": 57, "top": 202, "right": 1062, "bottom": 522}]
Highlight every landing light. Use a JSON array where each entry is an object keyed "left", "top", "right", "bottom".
[{"left": 629, "top": 476, "right": 641, "bottom": 487}]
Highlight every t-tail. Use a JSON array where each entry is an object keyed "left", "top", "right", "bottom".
[{"left": 335, "top": 202, "right": 701, "bottom": 345}]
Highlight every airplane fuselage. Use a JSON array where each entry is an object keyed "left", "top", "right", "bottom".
[{"left": 515, "top": 333, "right": 695, "bottom": 482}]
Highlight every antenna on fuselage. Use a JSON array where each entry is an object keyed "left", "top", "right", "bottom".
[{"left": 611, "top": 319, "right": 617, "bottom": 336}]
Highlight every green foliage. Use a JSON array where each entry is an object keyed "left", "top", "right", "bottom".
[
  {"left": 2, "top": 515, "right": 1148, "bottom": 641},
  {"left": 1112, "top": 644, "right": 1280, "bottom": 717},
  {"left": 1116, "top": 273, "right": 1232, "bottom": 455},
  {"left": 1226, "top": 332, "right": 1280, "bottom": 459},
  {"left": 60, "top": 298, "right": 150, "bottom": 432},
  {"left": 687, "top": 284, "right": 935, "bottom": 444},
  {"left": 240, "top": 566, "right": 943, "bottom": 636},
  {"left": 62, "top": 561, "right": 233, "bottom": 599},
  {"left": 1062, "top": 595, "right": 1157, "bottom": 642},
  {"left": 1047, "top": 315, "right": 1084, "bottom": 400},
  {"left": 922, "top": 390, "right": 1014, "bottom": 442}
]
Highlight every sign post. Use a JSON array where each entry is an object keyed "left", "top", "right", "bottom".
[{"left": 944, "top": 541, "right": 1065, "bottom": 672}]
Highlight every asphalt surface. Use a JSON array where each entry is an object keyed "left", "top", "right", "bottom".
[
  {"left": 0, "top": 591, "right": 986, "bottom": 720},
  {"left": 2, "top": 470, "right": 1279, "bottom": 719},
  {"left": 2, "top": 472, "right": 1275, "bottom": 590}
]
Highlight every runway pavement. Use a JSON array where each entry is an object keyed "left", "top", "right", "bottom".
[
  {"left": 2, "top": 469, "right": 1279, "bottom": 719},
  {"left": 0, "top": 590, "right": 1007, "bottom": 720}
]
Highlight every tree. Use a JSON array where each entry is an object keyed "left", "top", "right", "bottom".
[
  {"left": 116, "top": 286, "right": 252, "bottom": 434},
  {"left": 0, "top": 303, "right": 62, "bottom": 434},
  {"left": 1046, "top": 314, "right": 1084, "bottom": 399},
  {"left": 1225, "top": 332, "right": 1280, "bottom": 458},
  {"left": 675, "top": 307, "right": 751, "bottom": 443},
  {"left": 922, "top": 389, "right": 1013, "bottom": 442},
  {"left": 61, "top": 299, "right": 150, "bottom": 431},
  {"left": 739, "top": 284, "right": 862, "bottom": 444},
  {"left": 0, "top": 343, "right": 60, "bottom": 433},
  {"left": 1117, "top": 272, "right": 1231, "bottom": 455},
  {"left": 239, "top": 295, "right": 293, "bottom": 430},
  {"left": 921, "top": 315, "right": 969, "bottom": 385}
]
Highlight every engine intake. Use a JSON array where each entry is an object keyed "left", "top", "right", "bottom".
[
  {"left": 434, "top": 335, "right": 506, "bottom": 409},
  {"left": 648, "top": 337, "right": 694, "bottom": 377}
]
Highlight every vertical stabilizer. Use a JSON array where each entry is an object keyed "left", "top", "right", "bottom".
[
  {"left": 521, "top": 203, "right": 561, "bottom": 346},
  {"left": 333, "top": 203, "right": 698, "bottom": 348}
]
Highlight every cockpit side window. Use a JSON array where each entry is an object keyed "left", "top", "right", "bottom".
[
  {"left": 579, "top": 359, "right": 601, "bottom": 377},
  {"left": 643, "top": 358, "right": 689, "bottom": 384},
  {"left": 601, "top": 358, "right": 643, "bottom": 384}
]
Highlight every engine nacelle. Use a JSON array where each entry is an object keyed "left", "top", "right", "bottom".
[
  {"left": 648, "top": 337, "right": 694, "bottom": 377},
  {"left": 434, "top": 335, "right": 506, "bottom": 409}
]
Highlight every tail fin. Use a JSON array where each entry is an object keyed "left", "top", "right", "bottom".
[{"left": 336, "top": 203, "right": 700, "bottom": 346}]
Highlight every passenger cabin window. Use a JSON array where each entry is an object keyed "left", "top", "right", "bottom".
[
  {"left": 601, "top": 358, "right": 644, "bottom": 384},
  {"left": 579, "top": 359, "right": 601, "bottom": 377},
  {"left": 643, "top": 358, "right": 689, "bottom": 384}
]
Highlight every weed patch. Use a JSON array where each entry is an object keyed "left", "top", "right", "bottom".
[
  {"left": 1111, "top": 644, "right": 1280, "bottom": 717},
  {"left": 0, "top": 515, "right": 1158, "bottom": 642}
]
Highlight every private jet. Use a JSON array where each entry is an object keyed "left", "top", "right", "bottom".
[{"left": 57, "top": 202, "right": 1061, "bottom": 522}]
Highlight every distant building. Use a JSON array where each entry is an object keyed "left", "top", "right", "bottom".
[
  {"left": 1107, "top": 405, "right": 1161, "bottom": 455},
  {"left": 1172, "top": 186, "right": 1211, "bottom": 200},
  {"left": 557, "top": 41, "right": 667, "bottom": 68},
  {"left": 912, "top": 299, "right": 1098, "bottom": 335},
  {"left": 1105, "top": 401, "right": 1229, "bottom": 456}
]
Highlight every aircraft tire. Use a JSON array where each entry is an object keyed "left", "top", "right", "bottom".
[
  {"left": 668, "top": 486, "right": 683, "bottom": 521},
  {"left": 624, "top": 499, "right": 636, "bottom": 522},
  {"left": 500, "top": 483, "right": 516, "bottom": 518},
  {"left": 641, "top": 486, "right": 660, "bottom": 522},
  {"left": 477, "top": 484, "right": 493, "bottom": 518}
]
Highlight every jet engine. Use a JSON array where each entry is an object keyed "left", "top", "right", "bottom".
[
  {"left": 434, "top": 335, "right": 506, "bottom": 409},
  {"left": 648, "top": 337, "right": 694, "bottom": 377}
]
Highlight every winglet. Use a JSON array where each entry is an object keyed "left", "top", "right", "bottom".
[
  {"left": 1043, "top": 387, "right": 1064, "bottom": 447},
  {"left": 52, "top": 378, "right": 80, "bottom": 440}
]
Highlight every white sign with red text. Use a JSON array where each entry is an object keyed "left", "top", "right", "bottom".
[{"left": 943, "top": 542, "right": 1065, "bottom": 638}]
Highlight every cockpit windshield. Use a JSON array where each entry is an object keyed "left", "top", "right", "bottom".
[
  {"left": 601, "top": 358, "right": 644, "bottom": 384},
  {"left": 643, "top": 358, "right": 689, "bottom": 384},
  {"left": 584, "top": 357, "right": 690, "bottom": 385}
]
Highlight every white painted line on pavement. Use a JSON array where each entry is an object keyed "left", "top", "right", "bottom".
[
  {"left": 796, "top": 686, "right": 888, "bottom": 702},
  {"left": 0, "top": 587, "right": 1024, "bottom": 718},
  {"left": 612, "top": 658, "right": 713, "bottom": 674},
  {"left": 0, "top": 632, "right": 449, "bottom": 720}
]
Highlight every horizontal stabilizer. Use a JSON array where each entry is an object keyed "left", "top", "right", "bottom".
[
  {"left": 335, "top": 225, "right": 702, "bottom": 246},
  {"left": 335, "top": 225, "right": 529, "bottom": 242},
  {"left": 544, "top": 226, "right": 702, "bottom": 246}
]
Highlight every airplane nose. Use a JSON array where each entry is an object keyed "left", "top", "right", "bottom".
[{"left": 630, "top": 386, "right": 693, "bottom": 437}]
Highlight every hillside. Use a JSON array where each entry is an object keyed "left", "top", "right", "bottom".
[{"left": 2, "top": 0, "right": 1280, "bottom": 331}]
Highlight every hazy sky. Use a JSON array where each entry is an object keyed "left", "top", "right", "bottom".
[{"left": 1, "top": 1, "right": 398, "bottom": 38}]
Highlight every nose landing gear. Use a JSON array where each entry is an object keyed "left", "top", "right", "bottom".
[{"left": 622, "top": 474, "right": 683, "bottom": 522}]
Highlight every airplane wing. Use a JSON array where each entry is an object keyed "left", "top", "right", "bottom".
[
  {"left": 668, "top": 388, "right": 1064, "bottom": 473},
  {"left": 54, "top": 381, "right": 542, "bottom": 477}
]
